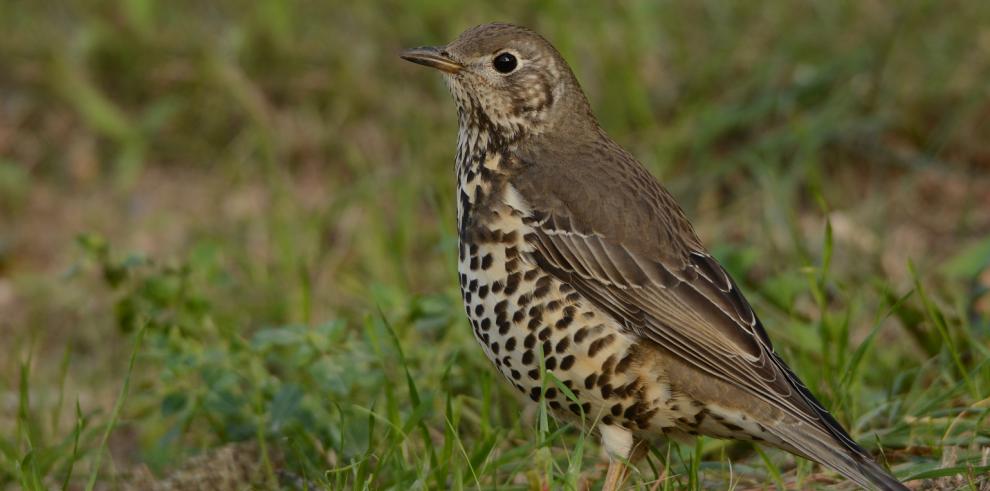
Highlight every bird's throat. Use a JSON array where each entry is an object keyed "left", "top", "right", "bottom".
[{"left": 454, "top": 120, "right": 513, "bottom": 240}]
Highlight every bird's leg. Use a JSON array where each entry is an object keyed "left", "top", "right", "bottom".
[
  {"left": 601, "top": 442, "right": 651, "bottom": 491},
  {"left": 599, "top": 426, "right": 650, "bottom": 491},
  {"left": 601, "top": 458, "right": 629, "bottom": 491}
]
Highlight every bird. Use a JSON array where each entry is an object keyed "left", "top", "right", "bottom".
[{"left": 401, "top": 23, "right": 907, "bottom": 491}]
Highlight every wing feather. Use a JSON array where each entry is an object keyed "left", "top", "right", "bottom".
[{"left": 522, "top": 211, "right": 861, "bottom": 443}]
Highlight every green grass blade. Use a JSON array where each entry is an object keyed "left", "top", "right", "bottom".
[{"left": 84, "top": 323, "right": 146, "bottom": 491}]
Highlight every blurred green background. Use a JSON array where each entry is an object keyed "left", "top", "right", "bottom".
[{"left": 1, "top": 1, "right": 989, "bottom": 489}]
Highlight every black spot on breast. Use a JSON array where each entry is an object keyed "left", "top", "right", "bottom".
[
  {"left": 545, "top": 357, "right": 557, "bottom": 370},
  {"left": 555, "top": 337, "right": 570, "bottom": 353},
  {"left": 611, "top": 404, "right": 622, "bottom": 416},
  {"left": 522, "top": 350, "right": 534, "bottom": 365},
  {"left": 481, "top": 254, "right": 493, "bottom": 270},
  {"left": 491, "top": 342, "right": 500, "bottom": 354},
  {"left": 523, "top": 269, "right": 539, "bottom": 281},
  {"left": 584, "top": 374, "right": 597, "bottom": 389},
  {"left": 538, "top": 327, "right": 552, "bottom": 341},
  {"left": 555, "top": 314, "right": 573, "bottom": 330},
  {"left": 545, "top": 387, "right": 557, "bottom": 399},
  {"left": 529, "top": 387, "right": 541, "bottom": 401},
  {"left": 613, "top": 382, "right": 632, "bottom": 398},
  {"left": 560, "top": 355, "right": 575, "bottom": 370},
  {"left": 574, "top": 327, "right": 589, "bottom": 343},
  {"left": 527, "top": 369, "right": 539, "bottom": 380},
  {"left": 615, "top": 347, "right": 637, "bottom": 374},
  {"left": 478, "top": 284, "right": 488, "bottom": 298},
  {"left": 504, "top": 272, "right": 521, "bottom": 295},
  {"left": 480, "top": 318, "right": 491, "bottom": 331},
  {"left": 636, "top": 408, "right": 658, "bottom": 429},
  {"left": 601, "top": 354, "right": 616, "bottom": 374},
  {"left": 533, "top": 276, "right": 552, "bottom": 298},
  {"left": 623, "top": 402, "right": 642, "bottom": 420},
  {"left": 597, "top": 372, "right": 611, "bottom": 388},
  {"left": 512, "top": 310, "right": 524, "bottom": 323},
  {"left": 511, "top": 369, "right": 521, "bottom": 380},
  {"left": 517, "top": 294, "right": 531, "bottom": 308},
  {"left": 494, "top": 299, "right": 508, "bottom": 314},
  {"left": 474, "top": 304, "right": 484, "bottom": 316},
  {"left": 468, "top": 279, "right": 478, "bottom": 292},
  {"left": 505, "top": 337, "right": 516, "bottom": 352},
  {"left": 546, "top": 300, "right": 562, "bottom": 312},
  {"left": 469, "top": 256, "right": 478, "bottom": 270},
  {"left": 600, "top": 384, "right": 613, "bottom": 398},
  {"left": 587, "top": 334, "right": 616, "bottom": 357},
  {"left": 497, "top": 319, "right": 511, "bottom": 335},
  {"left": 524, "top": 333, "right": 536, "bottom": 349}
]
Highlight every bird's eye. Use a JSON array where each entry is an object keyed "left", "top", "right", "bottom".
[{"left": 492, "top": 52, "right": 517, "bottom": 73}]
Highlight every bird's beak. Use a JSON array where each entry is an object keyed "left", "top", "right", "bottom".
[{"left": 400, "top": 46, "right": 462, "bottom": 74}]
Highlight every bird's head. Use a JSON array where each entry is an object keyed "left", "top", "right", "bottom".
[{"left": 402, "top": 23, "right": 594, "bottom": 143}]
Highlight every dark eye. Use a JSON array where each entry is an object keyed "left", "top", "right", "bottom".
[{"left": 492, "top": 52, "right": 517, "bottom": 73}]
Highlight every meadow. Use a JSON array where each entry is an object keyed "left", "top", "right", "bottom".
[{"left": 1, "top": 1, "right": 989, "bottom": 489}]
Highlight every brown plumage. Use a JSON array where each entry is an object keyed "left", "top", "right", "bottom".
[{"left": 402, "top": 23, "right": 906, "bottom": 490}]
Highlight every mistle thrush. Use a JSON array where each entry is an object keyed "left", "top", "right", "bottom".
[{"left": 401, "top": 23, "right": 906, "bottom": 491}]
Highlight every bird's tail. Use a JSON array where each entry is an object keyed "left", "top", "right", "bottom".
[{"left": 769, "top": 422, "right": 907, "bottom": 491}]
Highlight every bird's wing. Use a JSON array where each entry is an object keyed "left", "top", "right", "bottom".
[{"left": 505, "top": 156, "right": 866, "bottom": 457}]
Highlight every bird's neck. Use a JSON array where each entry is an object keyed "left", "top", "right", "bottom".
[{"left": 454, "top": 115, "right": 515, "bottom": 239}]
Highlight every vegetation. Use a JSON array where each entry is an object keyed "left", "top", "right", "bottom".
[{"left": 1, "top": 0, "right": 988, "bottom": 489}]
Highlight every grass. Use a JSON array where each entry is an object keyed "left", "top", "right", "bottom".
[{"left": 1, "top": 0, "right": 989, "bottom": 489}]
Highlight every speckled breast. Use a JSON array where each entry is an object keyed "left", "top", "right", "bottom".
[{"left": 456, "top": 196, "right": 675, "bottom": 432}]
